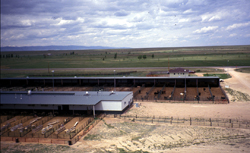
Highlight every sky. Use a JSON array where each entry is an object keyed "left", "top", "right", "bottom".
[{"left": 1, "top": 0, "right": 250, "bottom": 48}]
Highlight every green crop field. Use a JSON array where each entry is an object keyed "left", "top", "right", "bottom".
[{"left": 1, "top": 45, "right": 250, "bottom": 77}]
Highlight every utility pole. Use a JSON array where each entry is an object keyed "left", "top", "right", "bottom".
[
  {"left": 114, "top": 70, "right": 116, "bottom": 92},
  {"left": 52, "top": 70, "right": 54, "bottom": 91}
]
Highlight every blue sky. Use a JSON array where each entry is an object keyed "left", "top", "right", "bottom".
[{"left": 1, "top": 0, "right": 250, "bottom": 48}]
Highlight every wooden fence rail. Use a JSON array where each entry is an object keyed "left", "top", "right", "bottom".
[{"left": 106, "top": 114, "right": 250, "bottom": 129}]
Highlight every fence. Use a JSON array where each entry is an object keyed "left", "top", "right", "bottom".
[
  {"left": 157, "top": 84, "right": 166, "bottom": 99},
  {"left": 133, "top": 84, "right": 145, "bottom": 97},
  {"left": 133, "top": 85, "right": 228, "bottom": 104},
  {"left": 219, "top": 85, "right": 230, "bottom": 103},
  {"left": 71, "top": 114, "right": 106, "bottom": 145},
  {"left": 30, "top": 116, "right": 73, "bottom": 139},
  {"left": 2, "top": 116, "right": 54, "bottom": 138},
  {"left": 106, "top": 114, "right": 250, "bottom": 129},
  {"left": 0, "top": 116, "right": 15, "bottom": 124},
  {"left": 1, "top": 114, "right": 106, "bottom": 145}
]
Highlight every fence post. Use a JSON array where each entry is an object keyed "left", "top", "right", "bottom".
[
  {"left": 190, "top": 117, "right": 192, "bottom": 125},
  {"left": 210, "top": 118, "right": 212, "bottom": 126},
  {"left": 231, "top": 123, "right": 233, "bottom": 128},
  {"left": 170, "top": 117, "right": 173, "bottom": 124}
]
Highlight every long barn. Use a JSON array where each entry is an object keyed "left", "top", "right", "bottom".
[
  {"left": 0, "top": 76, "right": 220, "bottom": 87},
  {"left": 0, "top": 91, "right": 133, "bottom": 116},
  {"left": 0, "top": 76, "right": 228, "bottom": 115}
]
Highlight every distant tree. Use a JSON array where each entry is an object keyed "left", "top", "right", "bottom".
[
  {"left": 138, "top": 55, "right": 142, "bottom": 60},
  {"left": 152, "top": 54, "right": 154, "bottom": 58},
  {"left": 103, "top": 58, "right": 105, "bottom": 61},
  {"left": 114, "top": 53, "right": 117, "bottom": 59},
  {"left": 143, "top": 55, "right": 147, "bottom": 59},
  {"left": 105, "top": 52, "right": 107, "bottom": 54}
]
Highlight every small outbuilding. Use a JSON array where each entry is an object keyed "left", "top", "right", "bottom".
[{"left": 169, "top": 68, "right": 189, "bottom": 77}]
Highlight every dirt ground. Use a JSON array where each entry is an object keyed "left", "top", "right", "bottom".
[
  {"left": 75, "top": 118, "right": 250, "bottom": 153},
  {"left": 75, "top": 69, "right": 250, "bottom": 153}
]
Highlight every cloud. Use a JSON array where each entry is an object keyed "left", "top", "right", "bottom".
[
  {"left": 229, "top": 33, "right": 237, "bottom": 37},
  {"left": 193, "top": 26, "right": 218, "bottom": 34},
  {"left": 1, "top": 0, "right": 250, "bottom": 47},
  {"left": 226, "top": 22, "right": 250, "bottom": 30},
  {"left": 114, "top": 10, "right": 130, "bottom": 16},
  {"left": 183, "top": 9, "right": 194, "bottom": 14},
  {"left": 201, "top": 12, "right": 225, "bottom": 22}
]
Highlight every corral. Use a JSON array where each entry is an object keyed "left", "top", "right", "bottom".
[
  {"left": 0, "top": 76, "right": 228, "bottom": 103},
  {"left": 0, "top": 76, "right": 229, "bottom": 146}
]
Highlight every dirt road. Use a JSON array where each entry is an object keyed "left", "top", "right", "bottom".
[{"left": 224, "top": 68, "right": 250, "bottom": 94}]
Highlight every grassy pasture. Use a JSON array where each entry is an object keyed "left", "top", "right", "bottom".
[
  {"left": 1, "top": 51, "right": 250, "bottom": 69},
  {"left": 1, "top": 45, "right": 249, "bottom": 77}
]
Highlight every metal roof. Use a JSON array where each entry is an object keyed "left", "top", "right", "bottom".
[
  {"left": 0, "top": 91, "right": 132, "bottom": 106},
  {"left": 169, "top": 68, "right": 189, "bottom": 73}
]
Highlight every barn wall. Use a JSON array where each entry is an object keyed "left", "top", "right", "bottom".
[
  {"left": 95, "top": 101, "right": 122, "bottom": 111},
  {"left": 1, "top": 104, "right": 58, "bottom": 110},
  {"left": 121, "top": 93, "right": 133, "bottom": 110},
  {"left": 69, "top": 105, "right": 92, "bottom": 111}
]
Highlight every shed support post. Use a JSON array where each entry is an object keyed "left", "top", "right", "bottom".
[{"left": 93, "top": 105, "right": 95, "bottom": 118}]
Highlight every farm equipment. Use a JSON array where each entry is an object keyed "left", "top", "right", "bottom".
[
  {"left": 1, "top": 123, "right": 10, "bottom": 132},
  {"left": 65, "top": 121, "right": 78, "bottom": 134},
  {"left": 47, "top": 120, "right": 59, "bottom": 126},
  {"left": 10, "top": 123, "right": 22, "bottom": 132},
  {"left": 41, "top": 125, "right": 53, "bottom": 134},
  {"left": 30, "top": 117, "right": 42, "bottom": 124}
]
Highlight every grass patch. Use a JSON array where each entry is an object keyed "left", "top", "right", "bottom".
[
  {"left": 102, "top": 119, "right": 115, "bottom": 128},
  {"left": 117, "top": 148, "right": 149, "bottom": 153},
  {"left": 224, "top": 88, "right": 250, "bottom": 101},
  {"left": 235, "top": 68, "right": 250, "bottom": 73},
  {"left": 83, "top": 134, "right": 100, "bottom": 140},
  {"left": 203, "top": 73, "right": 231, "bottom": 79}
]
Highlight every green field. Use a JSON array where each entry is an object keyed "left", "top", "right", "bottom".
[
  {"left": 203, "top": 73, "right": 232, "bottom": 79},
  {"left": 1, "top": 45, "right": 250, "bottom": 77}
]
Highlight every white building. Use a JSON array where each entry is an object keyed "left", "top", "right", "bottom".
[
  {"left": 0, "top": 91, "right": 133, "bottom": 117},
  {"left": 169, "top": 68, "right": 189, "bottom": 77}
]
